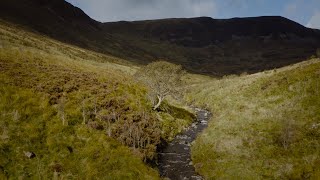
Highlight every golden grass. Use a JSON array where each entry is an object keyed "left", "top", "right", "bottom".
[{"left": 0, "top": 20, "right": 138, "bottom": 75}]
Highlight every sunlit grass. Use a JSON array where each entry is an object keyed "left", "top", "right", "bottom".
[
  {"left": 187, "top": 58, "right": 320, "bottom": 179},
  {"left": 0, "top": 86, "right": 159, "bottom": 179}
]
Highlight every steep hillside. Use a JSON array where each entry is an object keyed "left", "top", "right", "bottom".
[
  {"left": 1, "top": 0, "right": 320, "bottom": 76},
  {"left": 0, "top": 17, "right": 199, "bottom": 179},
  {"left": 0, "top": 0, "right": 150, "bottom": 62},
  {"left": 0, "top": 0, "right": 100, "bottom": 45},
  {"left": 186, "top": 58, "right": 320, "bottom": 179},
  {"left": 0, "top": 20, "right": 162, "bottom": 179}
]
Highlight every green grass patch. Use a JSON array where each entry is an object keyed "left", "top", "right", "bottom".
[
  {"left": 158, "top": 101, "right": 196, "bottom": 141},
  {"left": 0, "top": 85, "right": 159, "bottom": 179},
  {"left": 187, "top": 59, "right": 320, "bottom": 179}
]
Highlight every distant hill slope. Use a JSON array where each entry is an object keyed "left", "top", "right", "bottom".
[
  {"left": 1, "top": 0, "right": 320, "bottom": 75},
  {"left": 103, "top": 16, "right": 320, "bottom": 47},
  {"left": 103, "top": 17, "right": 320, "bottom": 75}
]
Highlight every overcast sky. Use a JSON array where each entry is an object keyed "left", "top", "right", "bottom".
[{"left": 66, "top": 0, "right": 320, "bottom": 29}]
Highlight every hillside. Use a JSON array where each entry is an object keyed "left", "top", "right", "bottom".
[
  {"left": 0, "top": 0, "right": 151, "bottom": 63},
  {"left": 103, "top": 16, "right": 320, "bottom": 75},
  {"left": 0, "top": 19, "right": 160, "bottom": 179},
  {"left": 186, "top": 58, "right": 320, "bottom": 179},
  {"left": 0, "top": 19, "right": 197, "bottom": 179},
  {"left": 1, "top": 0, "right": 320, "bottom": 75}
]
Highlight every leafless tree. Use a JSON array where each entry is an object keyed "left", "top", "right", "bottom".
[{"left": 135, "top": 61, "right": 185, "bottom": 110}]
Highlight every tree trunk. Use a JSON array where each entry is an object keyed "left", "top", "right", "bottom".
[
  {"left": 53, "top": 171, "right": 59, "bottom": 180},
  {"left": 153, "top": 95, "right": 163, "bottom": 110}
]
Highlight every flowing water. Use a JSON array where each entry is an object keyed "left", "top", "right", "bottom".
[{"left": 158, "top": 108, "right": 211, "bottom": 180}]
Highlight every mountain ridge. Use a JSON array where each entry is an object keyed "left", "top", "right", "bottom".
[
  {"left": 1, "top": 0, "right": 320, "bottom": 76},
  {"left": 103, "top": 16, "right": 320, "bottom": 47}
]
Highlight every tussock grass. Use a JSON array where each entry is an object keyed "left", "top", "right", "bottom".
[
  {"left": 187, "top": 58, "right": 320, "bottom": 179},
  {"left": 0, "top": 86, "right": 159, "bottom": 179},
  {"left": 0, "top": 21, "right": 161, "bottom": 179}
]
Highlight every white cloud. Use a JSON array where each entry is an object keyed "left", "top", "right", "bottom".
[
  {"left": 307, "top": 11, "right": 320, "bottom": 29},
  {"left": 66, "top": 0, "right": 217, "bottom": 22}
]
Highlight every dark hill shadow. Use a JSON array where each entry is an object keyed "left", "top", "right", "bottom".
[{"left": 1, "top": 0, "right": 320, "bottom": 76}]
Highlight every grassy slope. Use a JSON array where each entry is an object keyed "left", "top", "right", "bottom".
[
  {"left": 0, "top": 21, "right": 160, "bottom": 179},
  {"left": 187, "top": 59, "right": 320, "bottom": 179},
  {"left": 0, "top": 20, "right": 197, "bottom": 179},
  {"left": 0, "top": 86, "right": 158, "bottom": 179}
]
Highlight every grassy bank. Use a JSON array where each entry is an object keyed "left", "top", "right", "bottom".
[
  {"left": 0, "top": 21, "right": 162, "bottom": 179},
  {"left": 187, "top": 59, "right": 320, "bottom": 179},
  {"left": 158, "top": 101, "right": 196, "bottom": 141}
]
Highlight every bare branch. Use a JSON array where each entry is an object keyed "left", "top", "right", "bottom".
[{"left": 135, "top": 61, "right": 185, "bottom": 110}]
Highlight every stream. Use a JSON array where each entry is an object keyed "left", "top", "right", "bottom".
[{"left": 158, "top": 108, "right": 211, "bottom": 180}]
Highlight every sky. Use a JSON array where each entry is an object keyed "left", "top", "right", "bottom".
[{"left": 66, "top": 0, "right": 320, "bottom": 29}]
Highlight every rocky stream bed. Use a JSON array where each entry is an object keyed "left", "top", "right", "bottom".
[{"left": 158, "top": 108, "right": 211, "bottom": 180}]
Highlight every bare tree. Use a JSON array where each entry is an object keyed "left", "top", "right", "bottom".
[{"left": 135, "top": 61, "right": 185, "bottom": 110}]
